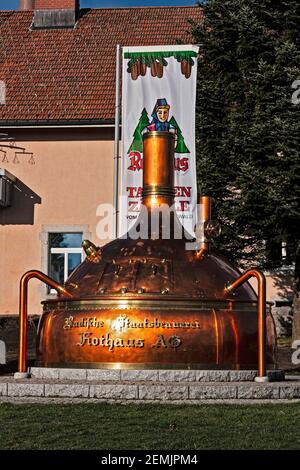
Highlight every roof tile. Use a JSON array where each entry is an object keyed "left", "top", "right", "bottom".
[{"left": 0, "top": 7, "right": 202, "bottom": 123}]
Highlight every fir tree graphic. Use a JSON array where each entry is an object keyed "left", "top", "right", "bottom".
[
  {"left": 127, "top": 108, "right": 150, "bottom": 153},
  {"left": 169, "top": 116, "right": 190, "bottom": 153},
  {"left": 127, "top": 108, "right": 190, "bottom": 154}
]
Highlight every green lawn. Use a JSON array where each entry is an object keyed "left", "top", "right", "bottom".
[{"left": 0, "top": 403, "right": 299, "bottom": 450}]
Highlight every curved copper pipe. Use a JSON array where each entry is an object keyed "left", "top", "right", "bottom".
[
  {"left": 224, "top": 269, "right": 267, "bottom": 378},
  {"left": 18, "top": 270, "right": 72, "bottom": 373}
]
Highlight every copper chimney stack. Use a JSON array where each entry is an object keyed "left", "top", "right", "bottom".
[
  {"left": 142, "top": 132, "right": 175, "bottom": 209},
  {"left": 137, "top": 131, "right": 186, "bottom": 241},
  {"left": 19, "top": 0, "right": 35, "bottom": 9}
]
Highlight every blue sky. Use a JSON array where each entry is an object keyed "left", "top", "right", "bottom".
[{"left": 0, "top": 0, "right": 196, "bottom": 10}]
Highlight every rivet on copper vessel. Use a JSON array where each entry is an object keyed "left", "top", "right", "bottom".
[
  {"left": 69, "top": 283, "right": 78, "bottom": 290},
  {"left": 120, "top": 287, "right": 128, "bottom": 294},
  {"left": 161, "top": 288, "right": 169, "bottom": 295},
  {"left": 151, "top": 265, "right": 158, "bottom": 275},
  {"left": 137, "top": 287, "right": 145, "bottom": 294}
]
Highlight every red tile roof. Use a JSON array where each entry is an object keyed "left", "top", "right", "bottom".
[{"left": 0, "top": 7, "right": 202, "bottom": 124}]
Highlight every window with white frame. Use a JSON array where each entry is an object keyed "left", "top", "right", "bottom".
[{"left": 48, "top": 232, "right": 84, "bottom": 292}]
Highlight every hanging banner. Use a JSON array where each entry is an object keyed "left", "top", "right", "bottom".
[{"left": 120, "top": 45, "right": 199, "bottom": 238}]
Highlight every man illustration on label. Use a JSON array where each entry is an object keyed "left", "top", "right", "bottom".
[
  {"left": 128, "top": 99, "right": 189, "bottom": 158},
  {"left": 147, "top": 98, "right": 175, "bottom": 133},
  {"left": 146, "top": 98, "right": 178, "bottom": 149}
]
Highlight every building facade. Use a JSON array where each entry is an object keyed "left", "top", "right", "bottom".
[
  {"left": 0, "top": 1, "right": 202, "bottom": 319},
  {"left": 0, "top": 0, "right": 293, "bottom": 362}
]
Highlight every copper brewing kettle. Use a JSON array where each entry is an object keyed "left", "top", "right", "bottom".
[{"left": 18, "top": 132, "right": 277, "bottom": 374}]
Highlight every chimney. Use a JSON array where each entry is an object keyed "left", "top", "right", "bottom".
[
  {"left": 33, "top": 0, "right": 79, "bottom": 29},
  {"left": 19, "top": 0, "right": 35, "bottom": 9}
]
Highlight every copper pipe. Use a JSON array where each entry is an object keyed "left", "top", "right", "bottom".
[
  {"left": 196, "top": 196, "right": 211, "bottom": 260},
  {"left": 82, "top": 240, "right": 102, "bottom": 263},
  {"left": 224, "top": 269, "right": 267, "bottom": 378},
  {"left": 18, "top": 270, "right": 72, "bottom": 373},
  {"left": 142, "top": 131, "right": 175, "bottom": 208}
]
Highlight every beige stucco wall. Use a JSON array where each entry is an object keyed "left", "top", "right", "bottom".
[
  {"left": 0, "top": 127, "right": 115, "bottom": 315},
  {"left": 249, "top": 273, "right": 293, "bottom": 303}
]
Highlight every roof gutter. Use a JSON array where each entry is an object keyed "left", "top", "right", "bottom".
[{"left": 0, "top": 119, "right": 116, "bottom": 128}]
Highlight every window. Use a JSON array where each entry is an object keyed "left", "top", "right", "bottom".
[
  {"left": 41, "top": 225, "right": 90, "bottom": 297},
  {"left": 48, "top": 232, "right": 84, "bottom": 291}
]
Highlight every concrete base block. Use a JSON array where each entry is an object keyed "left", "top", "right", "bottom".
[
  {"left": 87, "top": 370, "right": 121, "bottom": 381},
  {"left": 279, "top": 386, "right": 300, "bottom": 399},
  {"left": 196, "top": 370, "right": 231, "bottom": 382},
  {"left": 45, "top": 384, "right": 89, "bottom": 398},
  {"left": 159, "top": 370, "right": 196, "bottom": 382},
  {"left": 229, "top": 371, "right": 257, "bottom": 382},
  {"left": 58, "top": 369, "right": 87, "bottom": 381},
  {"left": 0, "top": 383, "right": 7, "bottom": 396},
  {"left": 190, "top": 385, "right": 237, "bottom": 399},
  {"left": 254, "top": 376, "right": 270, "bottom": 383},
  {"left": 238, "top": 384, "right": 280, "bottom": 399},
  {"left": 14, "top": 372, "right": 30, "bottom": 379},
  {"left": 8, "top": 383, "right": 44, "bottom": 397},
  {"left": 121, "top": 370, "right": 158, "bottom": 382},
  {"left": 29, "top": 367, "right": 59, "bottom": 380},
  {"left": 27, "top": 367, "right": 285, "bottom": 383},
  {"left": 90, "top": 384, "right": 138, "bottom": 400},
  {"left": 0, "top": 373, "right": 299, "bottom": 402},
  {"left": 139, "top": 384, "right": 188, "bottom": 400}
]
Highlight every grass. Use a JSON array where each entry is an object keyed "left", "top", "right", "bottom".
[{"left": 0, "top": 403, "right": 299, "bottom": 450}]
